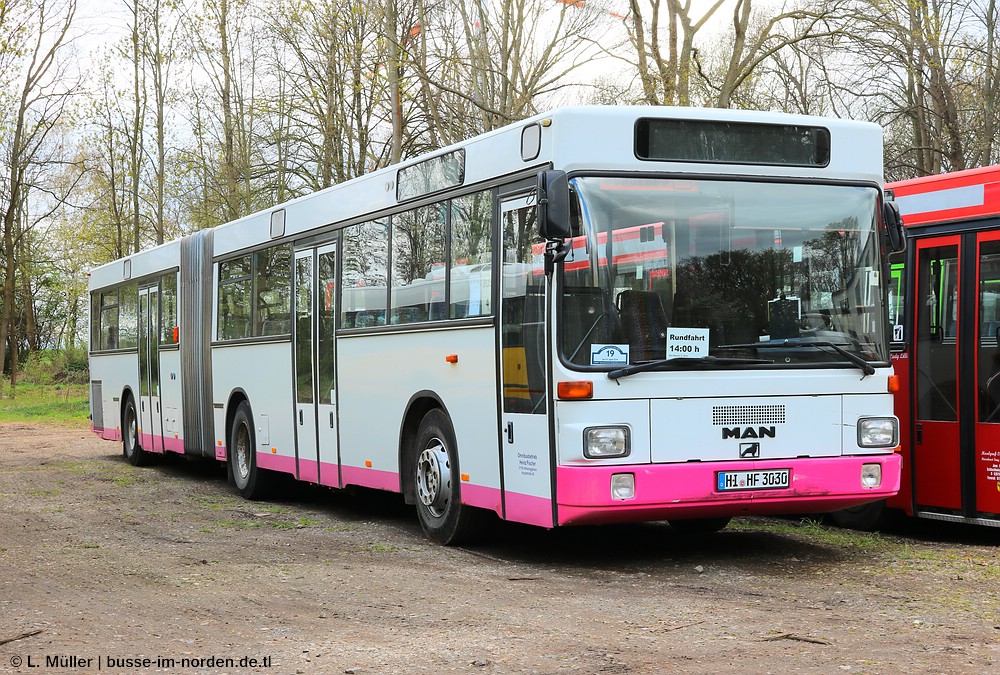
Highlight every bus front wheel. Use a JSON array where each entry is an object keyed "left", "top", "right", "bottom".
[
  {"left": 830, "top": 499, "right": 887, "bottom": 531},
  {"left": 122, "top": 395, "right": 149, "bottom": 467},
  {"left": 412, "top": 409, "right": 485, "bottom": 545},
  {"left": 669, "top": 517, "right": 731, "bottom": 535},
  {"left": 229, "top": 401, "right": 272, "bottom": 500}
]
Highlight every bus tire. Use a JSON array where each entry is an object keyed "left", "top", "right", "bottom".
[
  {"left": 830, "top": 499, "right": 886, "bottom": 531},
  {"left": 229, "top": 401, "right": 272, "bottom": 500},
  {"left": 122, "top": 395, "right": 149, "bottom": 467},
  {"left": 412, "top": 409, "right": 485, "bottom": 545},
  {"left": 669, "top": 516, "right": 731, "bottom": 535}
]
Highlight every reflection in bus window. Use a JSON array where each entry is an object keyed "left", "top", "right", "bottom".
[
  {"left": 317, "top": 250, "right": 336, "bottom": 404},
  {"left": 450, "top": 191, "right": 493, "bottom": 318},
  {"left": 888, "top": 253, "right": 905, "bottom": 342},
  {"left": 118, "top": 284, "right": 139, "bottom": 349},
  {"left": 916, "top": 245, "right": 958, "bottom": 421},
  {"left": 559, "top": 177, "right": 889, "bottom": 369},
  {"left": 390, "top": 206, "right": 446, "bottom": 325},
  {"left": 219, "top": 255, "right": 252, "bottom": 340},
  {"left": 341, "top": 218, "right": 388, "bottom": 328},
  {"left": 161, "top": 272, "right": 178, "bottom": 344},
  {"left": 502, "top": 204, "right": 546, "bottom": 414},
  {"left": 255, "top": 245, "right": 292, "bottom": 336},
  {"left": 979, "top": 242, "right": 1000, "bottom": 422}
]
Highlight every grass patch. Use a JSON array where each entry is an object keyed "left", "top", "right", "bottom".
[
  {"left": 0, "top": 384, "right": 89, "bottom": 425},
  {"left": 731, "top": 516, "right": 886, "bottom": 553}
]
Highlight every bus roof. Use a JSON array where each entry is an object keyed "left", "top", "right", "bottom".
[
  {"left": 888, "top": 164, "right": 1000, "bottom": 227},
  {"left": 90, "top": 105, "right": 884, "bottom": 291}
]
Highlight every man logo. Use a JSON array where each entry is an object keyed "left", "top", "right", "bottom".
[{"left": 739, "top": 442, "right": 760, "bottom": 458}]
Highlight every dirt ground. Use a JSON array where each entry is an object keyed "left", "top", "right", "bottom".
[{"left": 0, "top": 423, "right": 998, "bottom": 675}]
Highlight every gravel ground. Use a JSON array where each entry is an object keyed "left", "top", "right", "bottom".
[{"left": 0, "top": 422, "right": 998, "bottom": 674}]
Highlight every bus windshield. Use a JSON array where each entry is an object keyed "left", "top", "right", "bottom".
[{"left": 559, "top": 176, "right": 888, "bottom": 370}]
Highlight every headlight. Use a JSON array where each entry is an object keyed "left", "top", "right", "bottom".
[
  {"left": 611, "top": 473, "right": 635, "bottom": 500},
  {"left": 857, "top": 417, "right": 898, "bottom": 448},
  {"left": 861, "top": 463, "right": 882, "bottom": 488},
  {"left": 584, "top": 426, "right": 630, "bottom": 458}
]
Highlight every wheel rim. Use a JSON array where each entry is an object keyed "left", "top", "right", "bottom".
[
  {"left": 125, "top": 407, "right": 138, "bottom": 456},
  {"left": 416, "top": 437, "right": 452, "bottom": 519},
  {"left": 234, "top": 422, "right": 251, "bottom": 483}
]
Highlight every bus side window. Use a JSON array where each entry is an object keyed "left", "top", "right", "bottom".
[
  {"left": 117, "top": 284, "right": 139, "bottom": 349},
  {"left": 219, "top": 255, "right": 252, "bottom": 340},
  {"left": 451, "top": 190, "right": 493, "bottom": 319},
  {"left": 255, "top": 245, "right": 292, "bottom": 336},
  {"left": 341, "top": 219, "right": 389, "bottom": 327}
]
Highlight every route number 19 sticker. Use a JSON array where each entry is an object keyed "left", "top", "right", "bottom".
[{"left": 666, "top": 327, "right": 709, "bottom": 358}]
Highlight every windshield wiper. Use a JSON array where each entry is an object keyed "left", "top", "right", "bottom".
[
  {"left": 607, "top": 355, "right": 773, "bottom": 381},
  {"left": 717, "top": 339, "right": 876, "bottom": 376}
]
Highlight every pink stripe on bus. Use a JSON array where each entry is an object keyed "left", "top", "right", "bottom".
[
  {"left": 341, "top": 464, "right": 399, "bottom": 492},
  {"left": 256, "top": 452, "right": 296, "bottom": 474},
  {"left": 504, "top": 491, "right": 555, "bottom": 528},
  {"left": 555, "top": 454, "right": 902, "bottom": 526},
  {"left": 460, "top": 483, "right": 502, "bottom": 516},
  {"left": 298, "top": 458, "right": 319, "bottom": 483}
]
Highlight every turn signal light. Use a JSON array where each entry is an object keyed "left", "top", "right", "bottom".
[
  {"left": 558, "top": 380, "right": 593, "bottom": 399},
  {"left": 887, "top": 375, "right": 900, "bottom": 393}
]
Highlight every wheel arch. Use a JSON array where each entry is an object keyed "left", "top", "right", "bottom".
[
  {"left": 120, "top": 386, "right": 137, "bottom": 429},
  {"left": 224, "top": 388, "right": 251, "bottom": 455},
  {"left": 399, "top": 391, "right": 451, "bottom": 505}
]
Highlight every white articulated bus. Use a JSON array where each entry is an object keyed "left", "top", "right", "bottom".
[{"left": 89, "top": 106, "right": 904, "bottom": 544}]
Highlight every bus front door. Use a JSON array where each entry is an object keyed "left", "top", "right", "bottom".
[
  {"left": 499, "top": 195, "right": 553, "bottom": 528},
  {"left": 316, "top": 244, "right": 339, "bottom": 486},
  {"left": 138, "top": 285, "right": 163, "bottom": 454},
  {"left": 294, "top": 250, "right": 319, "bottom": 483},
  {"left": 294, "top": 245, "right": 339, "bottom": 486}
]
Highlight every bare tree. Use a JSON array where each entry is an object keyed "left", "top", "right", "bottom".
[
  {"left": 410, "top": 0, "right": 609, "bottom": 144},
  {"left": 0, "top": 0, "right": 79, "bottom": 385}
]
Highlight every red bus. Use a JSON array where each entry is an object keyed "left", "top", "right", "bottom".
[{"left": 834, "top": 166, "right": 1000, "bottom": 529}]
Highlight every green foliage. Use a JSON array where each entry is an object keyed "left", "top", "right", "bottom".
[
  {"left": 18, "top": 349, "right": 90, "bottom": 385},
  {"left": 0, "top": 384, "right": 90, "bottom": 425}
]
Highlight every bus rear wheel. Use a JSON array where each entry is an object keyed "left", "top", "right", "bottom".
[
  {"left": 412, "top": 409, "right": 485, "bottom": 545},
  {"left": 122, "top": 395, "right": 149, "bottom": 467},
  {"left": 229, "top": 401, "right": 272, "bottom": 500}
]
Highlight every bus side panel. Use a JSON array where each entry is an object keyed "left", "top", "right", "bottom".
[
  {"left": 338, "top": 327, "right": 501, "bottom": 509},
  {"left": 212, "top": 342, "right": 296, "bottom": 473},
  {"left": 157, "top": 348, "right": 184, "bottom": 452},
  {"left": 89, "top": 352, "right": 138, "bottom": 442}
]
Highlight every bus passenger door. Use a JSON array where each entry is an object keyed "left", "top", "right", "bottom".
[
  {"left": 974, "top": 234, "right": 1000, "bottom": 516},
  {"left": 316, "top": 244, "right": 339, "bottom": 486},
  {"left": 913, "top": 237, "right": 961, "bottom": 511},
  {"left": 499, "top": 195, "right": 553, "bottom": 528},
  {"left": 294, "top": 250, "right": 320, "bottom": 482},
  {"left": 138, "top": 285, "right": 163, "bottom": 453}
]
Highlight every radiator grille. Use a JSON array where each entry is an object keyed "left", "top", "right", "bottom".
[{"left": 712, "top": 404, "right": 786, "bottom": 426}]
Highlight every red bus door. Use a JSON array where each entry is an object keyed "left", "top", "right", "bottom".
[
  {"left": 912, "top": 237, "right": 961, "bottom": 512},
  {"left": 973, "top": 234, "right": 1000, "bottom": 517},
  {"left": 913, "top": 232, "right": 1000, "bottom": 520}
]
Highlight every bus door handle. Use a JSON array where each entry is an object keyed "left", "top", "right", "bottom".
[
  {"left": 329, "top": 411, "right": 335, "bottom": 428},
  {"left": 915, "top": 423, "right": 922, "bottom": 444},
  {"left": 298, "top": 409, "right": 303, "bottom": 425},
  {"left": 505, "top": 422, "right": 514, "bottom": 444}
]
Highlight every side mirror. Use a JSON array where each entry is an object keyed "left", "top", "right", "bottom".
[
  {"left": 537, "top": 170, "right": 571, "bottom": 241},
  {"left": 882, "top": 200, "right": 905, "bottom": 253}
]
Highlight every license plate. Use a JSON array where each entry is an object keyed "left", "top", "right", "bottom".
[{"left": 717, "top": 469, "right": 790, "bottom": 491}]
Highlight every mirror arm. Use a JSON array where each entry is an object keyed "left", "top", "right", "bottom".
[{"left": 544, "top": 239, "right": 568, "bottom": 275}]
